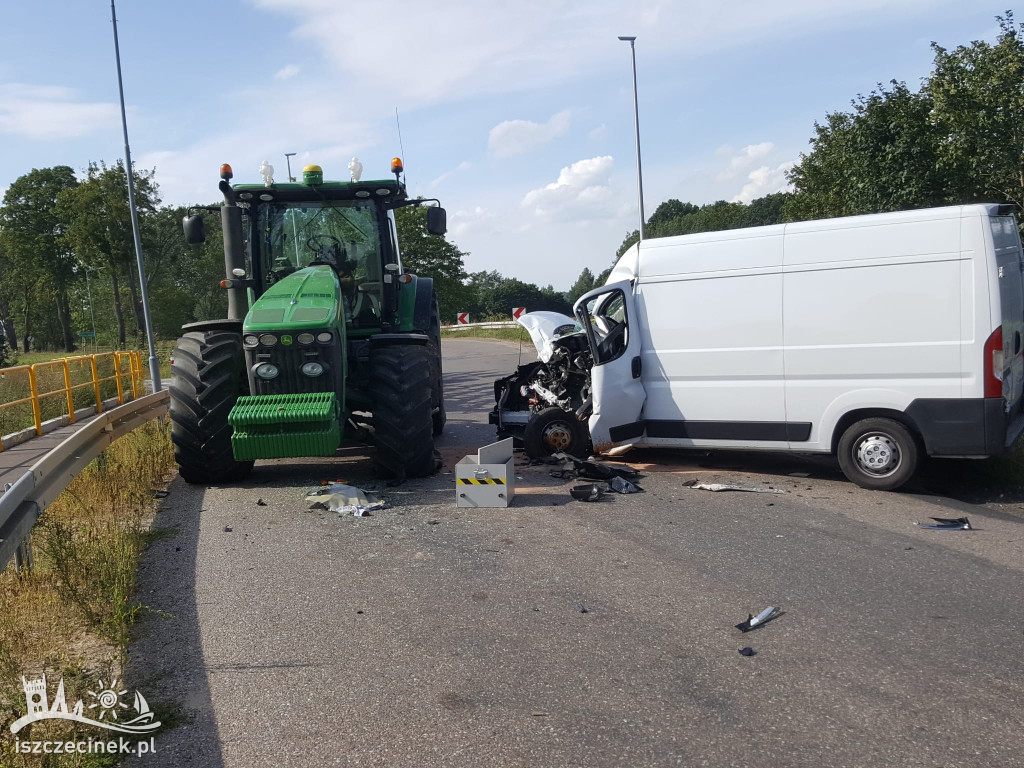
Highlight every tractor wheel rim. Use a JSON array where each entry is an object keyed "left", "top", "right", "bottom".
[
  {"left": 855, "top": 433, "right": 901, "bottom": 477},
  {"left": 542, "top": 422, "right": 574, "bottom": 452}
]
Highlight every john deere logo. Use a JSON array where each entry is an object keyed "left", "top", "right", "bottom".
[{"left": 280, "top": 335, "right": 293, "bottom": 345}]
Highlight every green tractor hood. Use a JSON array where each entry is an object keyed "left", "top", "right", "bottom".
[{"left": 244, "top": 265, "right": 342, "bottom": 331}]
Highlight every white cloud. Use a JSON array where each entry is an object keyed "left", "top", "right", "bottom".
[
  {"left": 274, "top": 64, "right": 300, "bottom": 80},
  {"left": 0, "top": 84, "right": 120, "bottom": 140},
  {"left": 588, "top": 123, "right": 608, "bottom": 142},
  {"left": 428, "top": 161, "right": 471, "bottom": 190},
  {"left": 718, "top": 142, "right": 774, "bottom": 179},
  {"left": 731, "top": 161, "right": 795, "bottom": 203},
  {"left": 488, "top": 110, "right": 571, "bottom": 158},
  {"left": 450, "top": 205, "right": 496, "bottom": 238},
  {"left": 522, "top": 156, "right": 615, "bottom": 218}
]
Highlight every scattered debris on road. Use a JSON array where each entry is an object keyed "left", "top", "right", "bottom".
[
  {"left": 570, "top": 484, "right": 607, "bottom": 502},
  {"left": 738, "top": 647, "right": 757, "bottom": 657},
  {"left": 787, "top": 472, "right": 811, "bottom": 478},
  {"left": 256, "top": 498, "right": 267, "bottom": 506},
  {"left": 223, "top": 526, "right": 233, "bottom": 533},
  {"left": 915, "top": 516, "right": 973, "bottom": 531},
  {"left": 608, "top": 476, "right": 643, "bottom": 494},
  {"left": 573, "top": 603, "right": 589, "bottom": 614},
  {"left": 154, "top": 489, "right": 170, "bottom": 498},
  {"left": 306, "top": 482, "right": 386, "bottom": 517},
  {"left": 692, "top": 483, "right": 784, "bottom": 494},
  {"left": 736, "top": 606, "right": 783, "bottom": 632},
  {"left": 550, "top": 452, "right": 642, "bottom": 482}
]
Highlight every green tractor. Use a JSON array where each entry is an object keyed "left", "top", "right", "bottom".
[{"left": 170, "top": 158, "right": 447, "bottom": 483}]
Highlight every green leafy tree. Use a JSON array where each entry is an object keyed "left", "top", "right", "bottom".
[
  {"left": 930, "top": 12, "right": 1024, "bottom": 212},
  {"left": 1, "top": 166, "right": 80, "bottom": 351},
  {"left": 567, "top": 267, "right": 597, "bottom": 305},
  {"left": 394, "top": 205, "right": 472, "bottom": 324}
]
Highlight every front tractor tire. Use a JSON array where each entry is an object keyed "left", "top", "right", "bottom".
[
  {"left": 372, "top": 343, "right": 438, "bottom": 478},
  {"left": 169, "top": 331, "right": 253, "bottom": 485}
]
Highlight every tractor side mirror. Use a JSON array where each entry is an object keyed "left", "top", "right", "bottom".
[
  {"left": 183, "top": 214, "right": 206, "bottom": 244},
  {"left": 426, "top": 206, "right": 447, "bottom": 236}
]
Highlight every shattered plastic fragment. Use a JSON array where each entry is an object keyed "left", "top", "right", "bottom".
[
  {"left": 551, "top": 452, "right": 641, "bottom": 481},
  {"left": 306, "top": 483, "right": 387, "bottom": 516},
  {"left": 608, "top": 476, "right": 643, "bottom": 494},
  {"left": 738, "top": 647, "right": 757, "bottom": 657},
  {"left": 736, "top": 606, "right": 782, "bottom": 632},
  {"left": 570, "top": 484, "right": 606, "bottom": 502},
  {"left": 692, "top": 483, "right": 784, "bottom": 494},
  {"left": 915, "top": 516, "right": 972, "bottom": 530}
]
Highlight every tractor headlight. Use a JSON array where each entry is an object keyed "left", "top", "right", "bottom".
[
  {"left": 254, "top": 363, "right": 279, "bottom": 380},
  {"left": 297, "top": 332, "right": 315, "bottom": 345},
  {"left": 259, "top": 333, "right": 277, "bottom": 347},
  {"left": 316, "top": 331, "right": 332, "bottom": 343},
  {"left": 243, "top": 334, "right": 259, "bottom": 347},
  {"left": 301, "top": 362, "right": 324, "bottom": 377}
]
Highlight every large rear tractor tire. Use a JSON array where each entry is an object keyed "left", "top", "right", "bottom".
[
  {"left": 169, "top": 331, "right": 253, "bottom": 485},
  {"left": 428, "top": 295, "right": 447, "bottom": 436},
  {"left": 372, "top": 343, "right": 438, "bottom": 478}
]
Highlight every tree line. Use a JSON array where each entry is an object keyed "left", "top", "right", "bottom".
[{"left": 1, "top": 12, "right": 1020, "bottom": 354}]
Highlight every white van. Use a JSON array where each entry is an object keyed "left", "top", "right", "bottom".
[{"left": 573, "top": 204, "right": 1024, "bottom": 490}]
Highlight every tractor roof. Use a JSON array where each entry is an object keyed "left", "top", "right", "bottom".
[{"left": 232, "top": 179, "right": 407, "bottom": 203}]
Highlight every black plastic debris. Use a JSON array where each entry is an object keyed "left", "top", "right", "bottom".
[
  {"left": 915, "top": 516, "right": 972, "bottom": 531},
  {"left": 154, "top": 489, "right": 170, "bottom": 499},
  {"left": 609, "top": 476, "right": 643, "bottom": 494},
  {"left": 256, "top": 498, "right": 268, "bottom": 506},
  {"left": 736, "top": 606, "right": 782, "bottom": 632},
  {"left": 223, "top": 526, "right": 233, "bottom": 533},
  {"left": 681, "top": 479, "right": 698, "bottom": 487},
  {"left": 551, "top": 452, "right": 642, "bottom": 482},
  {"left": 570, "top": 484, "right": 606, "bottom": 502},
  {"left": 738, "top": 647, "right": 757, "bottom": 657},
  {"left": 573, "top": 603, "right": 588, "bottom": 614}
]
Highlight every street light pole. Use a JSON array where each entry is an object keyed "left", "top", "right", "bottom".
[
  {"left": 618, "top": 35, "right": 646, "bottom": 241},
  {"left": 110, "top": 0, "right": 161, "bottom": 391}
]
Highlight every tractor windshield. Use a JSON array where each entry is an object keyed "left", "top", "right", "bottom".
[{"left": 255, "top": 199, "right": 385, "bottom": 324}]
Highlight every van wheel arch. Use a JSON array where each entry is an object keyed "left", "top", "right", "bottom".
[{"left": 830, "top": 408, "right": 921, "bottom": 455}]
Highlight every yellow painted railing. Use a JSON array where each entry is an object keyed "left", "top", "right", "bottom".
[{"left": 0, "top": 351, "right": 143, "bottom": 451}]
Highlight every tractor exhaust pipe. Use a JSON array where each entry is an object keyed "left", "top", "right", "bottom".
[{"left": 219, "top": 179, "right": 247, "bottom": 321}]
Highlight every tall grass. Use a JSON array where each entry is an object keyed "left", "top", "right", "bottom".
[{"left": 0, "top": 418, "right": 174, "bottom": 767}]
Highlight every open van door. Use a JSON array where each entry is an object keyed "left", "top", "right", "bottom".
[{"left": 574, "top": 281, "right": 646, "bottom": 452}]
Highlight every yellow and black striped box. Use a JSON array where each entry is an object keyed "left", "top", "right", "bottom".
[{"left": 455, "top": 438, "right": 515, "bottom": 508}]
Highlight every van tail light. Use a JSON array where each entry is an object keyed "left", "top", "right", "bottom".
[{"left": 984, "top": 326, "right": 1004, "bottom": 398}]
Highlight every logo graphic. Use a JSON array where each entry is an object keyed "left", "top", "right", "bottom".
[{"left": 10, "top": 675, "right": 161, "bottom": 735}]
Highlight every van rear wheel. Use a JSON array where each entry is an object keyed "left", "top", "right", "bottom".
[{"left": 837, "top": 417, "right": 918, "bottom": 491}]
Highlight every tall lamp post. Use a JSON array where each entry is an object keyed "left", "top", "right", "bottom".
[
  {"left": 618, "top": 35, "right": 646, "bottom": 241},
  {"left": 110, "top": 0, "right": 161, "bottom": 391}
]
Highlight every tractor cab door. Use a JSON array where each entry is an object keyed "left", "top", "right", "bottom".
[{"left": 574, "top": 280, "right": 646, "bottom": 451}]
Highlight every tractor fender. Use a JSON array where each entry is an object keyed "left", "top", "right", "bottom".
[
  {"left": 396, "top": 275, "right": 434, "bottom": 332},
  {"left": 370, "top": 333, "right": 429, "bottom": 346}
]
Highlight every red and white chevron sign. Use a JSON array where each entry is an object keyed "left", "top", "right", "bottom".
[
  {"left": 457, "top": 312, "right": 469, "bottom": 325},
  {"left": 512, "top": 307, "right": 525, "bottom": 320}
]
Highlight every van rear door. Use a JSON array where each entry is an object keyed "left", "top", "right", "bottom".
[
  {"left": 575, "top": 281, "right": 646, "bottom": 451},
  {"left": 990, "top": 214, "right": 1024, "bottom": 418}
]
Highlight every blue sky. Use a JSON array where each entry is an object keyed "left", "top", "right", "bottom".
[{"left": 0, "top": 1, "right": 1015, "bottom": 290}]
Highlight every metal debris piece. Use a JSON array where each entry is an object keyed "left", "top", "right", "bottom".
[
  {"left": 736, "top": 606, "right": 782, "bottom": 632},
  {"left": 551, "top": 452, "right": 641, "bottom": 481},
  {"left": 306, "top": 482, "right": 387, "bottom": 516},
  {"left": 915, "top": 516, "right": 972, "bottom": 531},
  {"left": 692, "top": 483, "right": 784, "bottom": 494},
  {"left": 570, "top": 484, "right": 606, "bottom": 502},
  {"left": 609, "top": 476, "right": 643, "bottom": 494},
  {"left": 738, "top": 647, "right": 757, "bottom": 657}
]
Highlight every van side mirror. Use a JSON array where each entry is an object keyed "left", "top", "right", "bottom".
[
  {"left": 183, "top": 214, "right": 206, "bottom": 244},
  {"left": 426, "top": 206, "right": 447, "bottom": 236}
]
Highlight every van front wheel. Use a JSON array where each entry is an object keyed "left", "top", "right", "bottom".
[{"left": 837, "top": 417, "right": 919, "bottom": 491}]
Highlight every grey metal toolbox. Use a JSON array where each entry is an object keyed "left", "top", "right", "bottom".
[{"left": 455, "top": 438, "right": 515, "bottom": 508}]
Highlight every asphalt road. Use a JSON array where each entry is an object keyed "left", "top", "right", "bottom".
[{"left": 131, "top": 338, "right": 1024, "bottom": 768}]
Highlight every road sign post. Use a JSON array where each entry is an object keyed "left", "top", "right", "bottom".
[
  {"left": 512, "top": 307, "right": 525, "bottom": 320},
  {"left": 457, "top": 313, "right": 469, "bottom": 325}
]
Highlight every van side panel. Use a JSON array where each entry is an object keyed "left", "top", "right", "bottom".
[
  {"left": 636, "top": 232, "right": 789, "bottom": 449},
  {"left": 783, "top": 215, "right": 964, "bottom": 451}
]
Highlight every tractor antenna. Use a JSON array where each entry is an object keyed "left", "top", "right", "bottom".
[{"left": 395, "top": 107, "right": 407, "bottom": 186}]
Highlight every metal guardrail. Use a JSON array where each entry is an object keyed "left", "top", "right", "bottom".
[
  {"left": 0, "top": 351, "right": 144, "bottom": 451},
  {"left": 443, "top": 321, "right": 519, "bottom": 330},
  {"left": 0, "top": 390, "right": 169, "bottom": 571}
]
